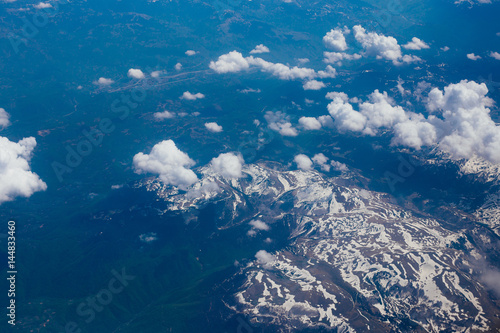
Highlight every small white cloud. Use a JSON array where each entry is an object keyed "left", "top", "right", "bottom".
[
  {"left": 303, "top": 80, "right": 326, "bottom": 90},
  {"left": 239, "top": 88, "right": 261, "bottom": 94},
  {"left": 255, "top": 250, "right": 275, "bottom": 266},
  {"left": 93, "top": 77, "right": 114, "bottom": 86},
  {"left": 330, "top": 160, "right": 348, "bottom": 172},
  {"left": 181, "top": 91, "right": 205, "bottom": 100},
  {"left": 34, "top": 2, "right": 52, "bottom": 9},
  {"left": 175, "top": 63, "right": 182, "bottom": 71},
  {"left": 467, "top": 53, "right": 482, "bottom": 60},
  {"left": 250, "top": 44, "right": 270, "bottom": 54},
  {"left": 209, "top": 51, "right": 251, "bottom": 74},
  {"left": 294, "top": 154, "right": 313, "bottom": 171},
  {"left": 0, "top": 109, "right": 11, "bottom": 129},
  {"left": 249, "top": 219, "right": 270, "bottom": 231},
  {"left": 154, "top": 111, "right": 175, "bottom": 120},
  {"left": 299, "top": 117, "right": 322, "bottom": 130},
  {"left": 247, "top": 229, "right": 257, "bottom": 237},
  {"left": 490, "top": 51, "right": 500, "bottom": 60},
  {"left": 139, "top": 232, "right": 157, "bottom": 243},
  {"left": 312, "top": 153, "right": 330, "bottom": 171},
  {"left": 441, "top": 46, "right": 450, "bottom": 52},
  {"left": 185, "top": 50, "right": 197, "bottom": 56},
  {"left": 204, "top": 122, "right": 223, "bottom": 133},
  {"left": 323, "top": 27, "right": 349, "bottom": 51},
  {"left": 0, "top": 136, "right": 47, "bottom": 204},
  {"left": 210, "top": 152, "right": 244, "bottom": 178},
  {"left": 297, "top": 58, "right": 310, "bottom": 64},
  {"left": 264, "top": 111, "right": 298, "bottom": 137},
  {"left": 151, "top": 70, "right": 163, "bottom": 78},
  {"left": 403, "top": 37, "right": 430, "bottom": 50},
  {"left": 127, "top": 68, "right": 145, "bottom": 79},
  {"left": 133, "top": 140, "right": 198, "bottom": 189}
]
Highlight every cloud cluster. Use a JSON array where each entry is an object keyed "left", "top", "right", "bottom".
[
  {"left": 209, "top": 51, "right": 336, "bottom": 81},
  {"left": 210, "top": 152, "right": 244, "bottom": 178},
  {"left": 133, "top": 140, "right": 198, "bottom": 188},
  {"left": 0, "top": 108, "right": 11, "bottom": 129},
  {"left": 294, "top": 153, "right": 348, "bottom": 172},
  {"left": 264, "top": 111, "right": 298, "bottom": 137},
  {"left": 181, "top": 91, "right": 205, "bottom": 100},
  {"left": 0, "top": 136, "right": 47, "bottom": 204},
  {"left": 247, "top": 219, "right": 270, "bottom": 236},
  {"left": 326, "top": 80, "right": 500, "bottom": 164},
  {"left": 327, "top": 90, "right": 407, "bottom": 135},
  {"left": 353, "top": 25, "right": 422, "bottom": 65}
]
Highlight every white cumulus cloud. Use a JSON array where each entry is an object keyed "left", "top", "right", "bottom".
[
  {"left": 467, "top": 53, "right": 482, "bottom": 60},
  {"left": 294, "top": 154, "right": 313, "bottom": 171},
  {"left": 0, "top": 137, "right": 47, "bottom": 204},
  {"left": 210, "top": 152, "right": 244, "bottom": 178},
  {"left": 323, "top": 27, "right": 349, "bottom": 51},
  {"left": 255, "top": 250, "right": 275, "bottom": 266},
  {"left": 250, "top": 44, "right": 270, "bottom": 54},
  {"left": 154, "top": 111, "right": 175, "bottom": 120},
  {"left": 133, "top": 140, "right": 198, "bottom": 188},
  {"left": 299, "top": 117, "right": 322, "bottom": 130},
  {"left": 303, "top": 80, "right": 326, "bottom": 90},
  {"left": 0, "top": 109, "right": 11, "bottom": 129},
  {"left": 93, "top": 77, "right": 114, "bottom": 86},
  {"left": 127, "top": 68, "right": 145, "bottom": 79},
  {"left": 205, "top": 122, "right": 223, "bottom": 133},
  {"left": 403, "top": 37, "right": 430, "bottom": 50},
  {"left": 353, "top": 25, "right": 421, "bottom": 65},
  {"left": 249, "top": 219, "right": 270, "bottom": 231},
  {"left": 490, "top": 51, "right": 500, "bottom": 60}
]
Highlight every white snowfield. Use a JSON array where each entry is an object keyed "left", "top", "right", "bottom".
[{"left": 139, "top": 162, "right": 499, "bottom": 332}]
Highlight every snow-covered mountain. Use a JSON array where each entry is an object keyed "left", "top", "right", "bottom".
[{"left": 138, "top": 162, "right": 500, "bottom": 332}]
